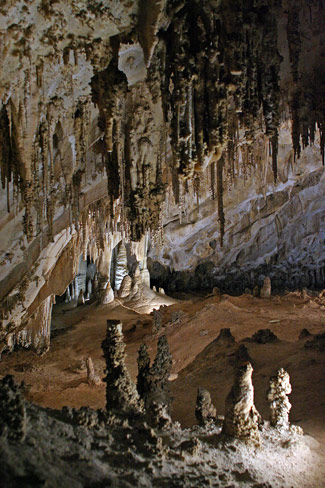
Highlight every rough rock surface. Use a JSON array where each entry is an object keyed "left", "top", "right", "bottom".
[
  {"left": 222, "top": 362, "right": 261, "bottom": 445},
  {"left": 102, "top": 320, "right": 143, "bottom": 415},
  {"left": 0, "top": 375, "right": 26, "bottom": 442},
  {"left": 137, "top": 335, "right": 172, "bottom": 427},
  {"left": 195, "top": 388, "right": 217, "bottom": 426},
  {"left": 267, "top": 368, "right": 292, "bottom": 430}
]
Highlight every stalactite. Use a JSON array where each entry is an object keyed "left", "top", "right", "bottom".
[{"left": 217, "top": 157, "right": 225, "bottom": 248}]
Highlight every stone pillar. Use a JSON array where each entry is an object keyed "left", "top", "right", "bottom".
[
  {"left": 102, "top": 320, "right": 143, "bottom": 415},
  {"left": 222, "top": 362, "right": 261, "bottom": 445}
]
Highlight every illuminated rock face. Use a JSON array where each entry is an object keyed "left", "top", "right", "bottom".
[
  {"left": 268, "top": 368, "right": 292, "bottom": 430},
  {"left": 222, "top": 362, "right": 261, "bottom": 445},
  {"left": 0, "top": 1, "right": 324, "bottom": 350}
]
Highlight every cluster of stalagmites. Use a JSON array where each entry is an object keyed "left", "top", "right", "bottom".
[
  {"left": 0, "top": 323, "right": 302, "bottom": 455},
  {"left": 195, "top": 329, "right": 301, "bottom": 445}
]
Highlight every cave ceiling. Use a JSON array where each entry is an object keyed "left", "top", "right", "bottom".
[{"left": 0, "top": 0, "right": 324, "bottom": 350}]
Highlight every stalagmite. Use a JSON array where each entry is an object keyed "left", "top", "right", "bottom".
[
  {"left": 222, "top": 362, "right": 261, "bottom": 445},
  {"left": 114, "top": 242, "right": 128, "bottom": 291},
  {"left": 118, "top": 275, "right": 132, "bottom": 298},
  {"left": 86, "top": 357, "right": 102, "bottom": 386},
  {"left": 101, "top": 282, "right": 114, "bottom": 305},
  {"left": 136, "top": 336, "right": 172, "bottom": 427},
  {"left": 260, "top": 277, "right": 271, "bottom": 299},
  {"left": 267, "top": 368, "right": 292, "bottom": 431},
  {"left": 77, "top": 289, "right": 85, "bottom": 307},
  {"left": 0, "top": 375, "right": 27, "bottom": 442},
  {"left": 195, "top": 388, "right": 217, "bottom": 426},
  {"left": 102, "top": 320, "right": 143, "bottom": 415}
]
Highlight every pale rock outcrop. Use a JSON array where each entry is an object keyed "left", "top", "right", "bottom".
[
  {"left": 77, "top": 289, "right": 85, "bottom": 307},
  {"left": 118, "top": 275, "right": 133, "bottom": 298},
  {"left": 86, "top": 357, "right": 102, "bottom": 386},
  {"left": 260, "top": 277, "right": 272, "bottom": 299},
  {"left": 222, "top": 362, "right": 261, "bottom": 445},
  {"left": 195, "top": 388, "right": 217, "bottom": 426},
  {"left": 114, "top": 242, "right": 128, "bottom": 291},
  {"left": 267, "top": 368, "right": 292, "bottom": 431},
  {"left": 101, "top": 281, "right": 114, "bottom": 305},
  {"left": 102, "top": 320, "right": 143, "bottom": 415}
]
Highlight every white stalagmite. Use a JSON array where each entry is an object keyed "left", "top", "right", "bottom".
[{"left": 114, "top": 242, "right": 128, "bottom": 290}]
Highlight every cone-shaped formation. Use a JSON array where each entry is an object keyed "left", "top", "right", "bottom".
[
  {"left": 195, "top": 388, "right": 217, "bottom": 426},
  {"left": 0, "top": 375, "right": 27, "bottom": 442},
  {"left": 77, "top": 289, "right": 85, "bottom": 307},
  {"left": 86, "top": 357, "right": 101, "bottom": 386},
  {"left": 267, "top": 368, "right": 292, "bottom": 430},
  {"left": 251, "top": 329, "right": 278, "bottom": 344},
  {"left": 260, "top": 277, "right": 272, "bottom": 298},
  {"left": 215, "top": 328, "right": 235, "bottom": 344},
  {"left": 222, "top": 362, "right": 260, "bottom": 445},
  {"left": 137, "top": 336, "right": 172, "bottom": 427},
  {"left": 118, "top": 275, "right": 132, "bottom": 298},
  {"left": 235, "top": 344, "right": 252, "bottom": 365},
  {"left": 102, "top": 320, "right": 143, "bottom": 415},
  {"left": 101, "top": 282, "right": 114, "bottom": 305}
]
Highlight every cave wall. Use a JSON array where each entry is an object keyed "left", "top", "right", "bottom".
[{"left": 0, "top": 0, "right": 324, "bottom": 351}]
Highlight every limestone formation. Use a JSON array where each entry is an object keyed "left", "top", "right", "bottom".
[
  {"left": 253, "top": 286, "right": 260, "bottom": 298},
  {"left": 260, "top": 277, "right": 272, "bottom": 299},
  {"left": 101, "top": 282, "right": 114, "bottom": 305},
  {"left": 0, "top": 375, "right": 27, "bottom": 442},
  {"left": 77, "top": 290, "right": 85, "bottom": 307},
  {"left": 222, "top": 362, "right": 260, "bottom": 445},
  {"left": 215, "top": 328, "right": 235, "bottom": 345},
  {"left": 118, "top": 275, "right": 133, "bottom": 299},
  {"left": 267, "top": 368, "right": 292, "bottom": 430},
  {"left": 195, "top": 388, "right": 217, "bottom": 426},
  {"left": 235, "top": 345, "right": 252, "bottom": 365},
  {"left": 86, "top": 357, "right": 102, "bottom": 386},
  {"left": 299, "top": 328, "right": 311, "bottom": 340},
  {"left": 102, "top": 320, "right": 143, "bottom": 415},
  {"left": 152, "top": 307, "right": 164, "bottom": 333},
  {"left": 250, "top": 329, "right": 278, "bottom": 344},
  {"left": 137, "top": 336, "right": 172, "bottom": 427}
]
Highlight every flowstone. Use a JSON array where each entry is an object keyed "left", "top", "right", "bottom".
[
  {"left": 267, "top": 368, "right": 292, "bottom": 430},
  {"left": 102, "top": 320, "right": 143, "bottom": 415},
  {"left": 222, "top": 362, "right": 261, "bottom": 445},
  {"left": 195, "top": 388, "right": 217, "bottom": 425},
  {"left": 0, "top": 375, "right": 27, "bottom": 442}
]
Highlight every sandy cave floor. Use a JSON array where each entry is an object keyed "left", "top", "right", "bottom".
[{"left": 1, "top": 290, "right": 325, "bottom": 486}]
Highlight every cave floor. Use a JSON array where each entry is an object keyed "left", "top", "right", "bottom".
[{"left": 1, "top": 291, "right": 325, "bottom": 479}]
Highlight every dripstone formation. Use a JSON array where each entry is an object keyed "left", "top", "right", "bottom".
[
  {"left": 137, "top": 335, "right": 172, "bottom": 428},
  {"left": 267, "top": 368, "right": 292, "bottom": 430},
  {"left": 102, "top": 320, "right": 143, "bottom": 415},
  {"left": 195, "top": 388, "right": 217, "bottom": 426},
  {"left": 0, "top": 375, "right": 27, "bottom": 442},
  {"left": 222, "top": 362, "right": 261, "bottom": 445}
]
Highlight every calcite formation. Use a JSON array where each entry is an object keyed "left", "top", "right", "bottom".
[
  {"left": 267, "top": 368, "right": 293, "bottom": 430},
  {"left": 137, "top": 335, "right": 172, "bottom": 427},
  {"left": 86, "top": 357, "right": 101, "bottom": 387},
  {"left": 222, "top": 362, "right": 261, "bottom": 445},
  {"left": 102, "top": 320, "right": 143, "bottom": 415},
  {"left": 260, "top": 277, "right": 272, "bottom": 299},
  {"left": 195, "top": 388, "right": 217, "bottom": 426},
  {"left": 0, "top": 0, "right": 324, "bottom": 354},
  {"left": 0, "top": 375, "right": 27, "bottom": 442}
]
